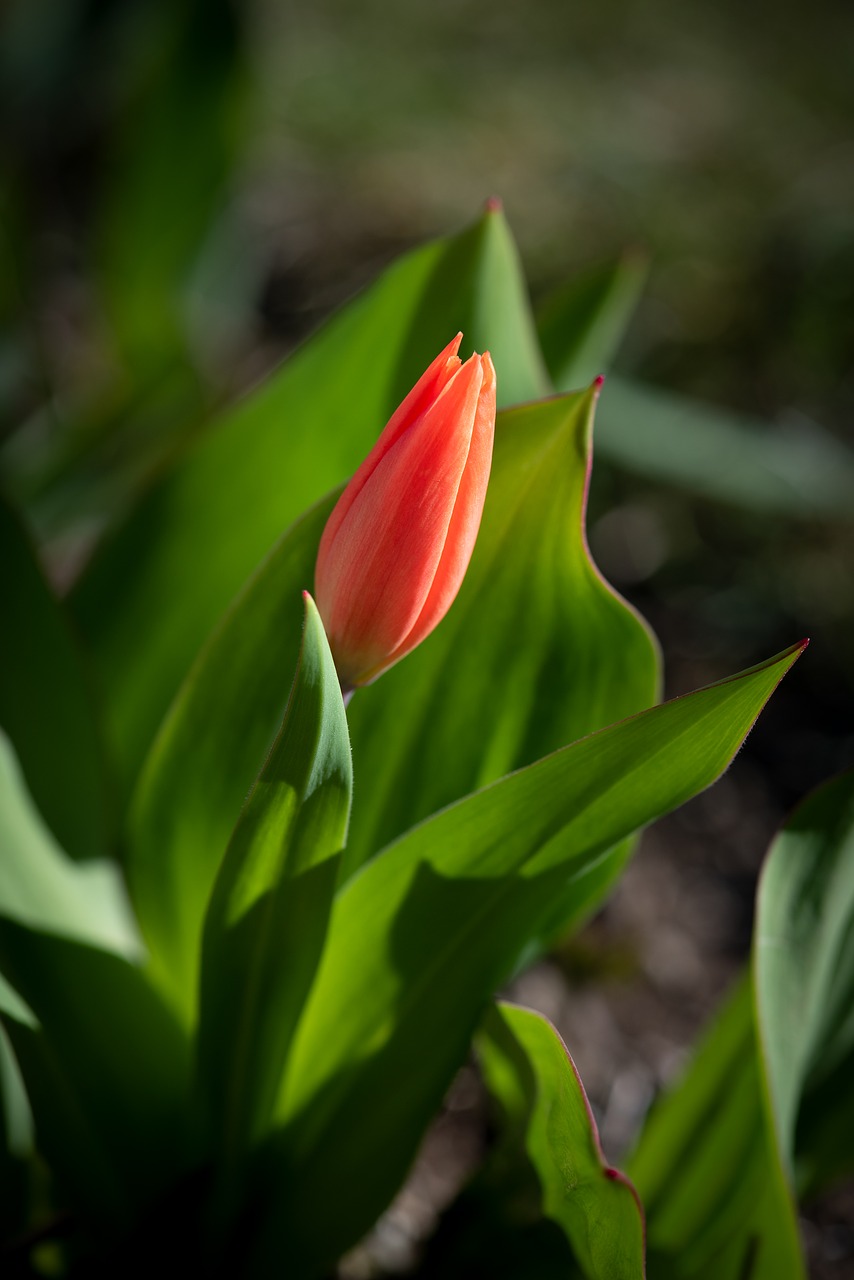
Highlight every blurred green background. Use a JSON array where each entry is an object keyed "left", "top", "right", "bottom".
[
  {"left": 2, "top": 0, "right": 852, "bottom": 794},
  {"left": 1, "top": 0, "right": 853, "bottom": 1270}
]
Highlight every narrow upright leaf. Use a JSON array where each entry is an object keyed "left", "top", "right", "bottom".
[
  {"left": 196, "top": 594, "right": 352, "bottom": 1157},
  {"left": 755, "top": 768, "right": 854, "bottom": 1193},
  {"left": 126, "top": 497, "right": 333, "bottom": 1023},
  {"left": 538, "top": 251, "right": 647, "bottom": 391},
  {"left": 628, "top": 977, "right": 804, "bottom": 1280}
]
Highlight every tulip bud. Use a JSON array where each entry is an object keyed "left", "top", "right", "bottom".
[{"left": 315, "top": 334, "right": 496, "bottom": 689}]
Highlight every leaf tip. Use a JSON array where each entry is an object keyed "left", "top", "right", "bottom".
[{"left": 484, "top": 194, "right": 503, "bottom": 214}]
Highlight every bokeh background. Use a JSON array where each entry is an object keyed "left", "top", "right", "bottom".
[{"left": 2, "top": 0, "right": 853, "bottom": 1274}]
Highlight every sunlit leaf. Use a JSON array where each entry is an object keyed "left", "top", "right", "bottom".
[
  {"left": 127, "top": 391, "right": 660, "bottom": 992},
  {"left": 72, "top": 206, "right": 548, "bottom": 794},
  {"left": 125, "top": 497, "right": 332, "bottom": 1021},
  {"left": 476, "top": 1002, "right": 645, "bottom": 1279},
  {"left": 344, "top": 388, "right": 661, "bottom": 893},
  {"left": 197, "top": 596, "right": 352, "bottom": 1159},
  {"left": 240, "top": 642, "right": 803, "bottom": 1275}
]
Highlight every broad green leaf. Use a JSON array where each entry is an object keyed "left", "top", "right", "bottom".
[
  {"left": 196, "top": 595, "right": 352, "bottom": 1161},
  {"left": 126, "top": 496, "right": 333, "bottom": 1021},
  {"left": 538, "top": 251, "right": 648, "bottom": 391},
  {"left": 477, "top": 1002, "right": 645, "bottom": 1280},
  {"left": 127, "top": 389, "right": 659, "bottom": 1010},
  {"left": 0, "top": 923, "right": 192, "bottom": 1228},
  {"left": 0, "top": 731, "right": 139, "bottom": 959},
  {"left": 0, "top": 494, "right": 110, "bottom": 860},
  {"left": 71, "top": 206, "right": 548, "bottom": 793},
  {"left": 239, "top": 642, "right": 802, "bottom": 1276},
  {"left": 755, "top": 768, "right": 854, "bottom": 1194},
  {"left": 344, "top": 389, "right": 660, "bottom": 888},
  {"left": 628, "top": 977, "right": 805, "bottom": 1279},
  {"left": 595, "top": 376, "right": 854, "bottom": 517},
  {"left": 0, "top": 733, "right": 189, "bottom": 1225}
]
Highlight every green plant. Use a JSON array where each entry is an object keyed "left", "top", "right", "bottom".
[{"left": 1, "top": 205, "right": 851, "bottom": 1278}]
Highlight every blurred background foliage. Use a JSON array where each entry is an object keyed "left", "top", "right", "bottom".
[
  {"left": 1, "top": 0, "right": 853, "bottom": 1270},
  {"left": 1, "top": 0, "right": 852, "bottom": 690}
]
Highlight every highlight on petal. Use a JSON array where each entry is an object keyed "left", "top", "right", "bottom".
[{"left": 315, "top": 339, "right": 497, "bottom": 688}]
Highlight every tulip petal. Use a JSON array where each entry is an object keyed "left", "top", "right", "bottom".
[
  {"left": 316, "top": 334, "right": 463, "bottom": 562},
  {"left": 315, "top": 338, "right": 496, "bottom": 687},
  {"left": 389, "top": 352, "right": 496, "bottom": 667}
]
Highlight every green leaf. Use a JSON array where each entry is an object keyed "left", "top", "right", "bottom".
[
  {"left": 595, "top": 376, "right": 854, "bottom": 517},
  {"left": 0, "top": 730, "right": 138, "bottom": 959},
  {"left": 538, "top": 251, "right": 648, "bottom": 391},
  {"left": 627, "top": 977, "right": 805, "bottom": 1280},
  {"left": 754, "top": 767, "right": 854, "bottom": 1194},
  {"left": 71, "top": 206, "right": 548, "bottom": 794},
  {"left": 125, "top": 496, "right": 333, "bottom": 1023},
  {"left": 127, "top": 388, "right": 660, "bottom": 1017},
  {"left": 0, "top": 924, "right": 193, "bottom": 1228},
  {"left": 197, "top": 595, "right": 352, "bottom": 1162},
  {"left": 477, "top": 1002, "right": 645, "bottom": 1280},
  {"left": 344, "top": 389, "right": 660, "bottom": 891},
  {"left": 0, "top": 494, "right": 110, "bottom": 861},
  {"left": 0, "top": 733, "right": 190, "bottom": 1224},
  {"left": 241, "top": 642, "right": 802, "bottom": 1276}
]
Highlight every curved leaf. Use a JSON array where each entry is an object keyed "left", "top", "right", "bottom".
[
  {"left": 71, "top": 206, "right": 547, "bottom": 792},
  {"left": 0, "top": 924, "right": 193, "bottom": 1228},
  {"left": 241, "top": 642, "right": 803, "bottom": 1275},
  {"left": 127, "top": 389, "right": 660, "bottom": 1009},
  {"left": 0, "top": 731, "right": 138, "bottom": 960},
  {"left": 477, "top": 1002, "right": 645, "bottom": 1280},
  {"left": 344, "top": 387, "right": 661, "bottom": 887},
  {"left": 0, "top": 734, "right": 189, "bottom": 1225}
]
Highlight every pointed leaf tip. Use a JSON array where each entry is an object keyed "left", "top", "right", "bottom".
[{"left": 484, "top": 195, "right": 503, "bottom": 213}]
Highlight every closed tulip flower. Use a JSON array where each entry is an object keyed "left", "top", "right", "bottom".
[{"left": 315, "top": 334, "right": 496, "bottom": 690}]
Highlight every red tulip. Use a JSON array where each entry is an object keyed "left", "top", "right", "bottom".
[{"left": 315, "top": 334, "right": 497, "bottom": 689}]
